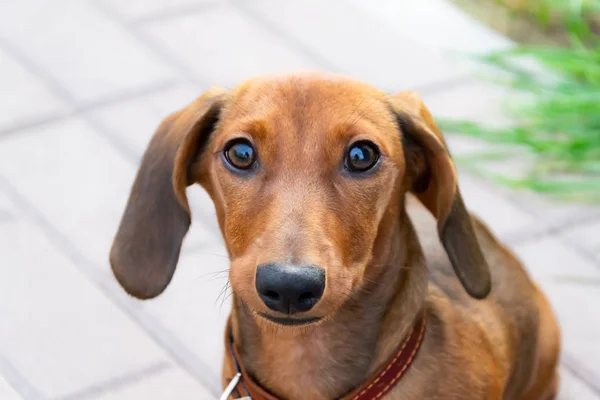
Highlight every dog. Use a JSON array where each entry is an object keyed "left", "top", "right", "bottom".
[{"left": 110, "top": 72, "right": 561, "bottom": 399}]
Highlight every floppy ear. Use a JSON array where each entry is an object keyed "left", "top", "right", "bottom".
[
  {"left": 110, "top": 87, "right": 226, "bottom": 299},
  {"left": 391, "top": 91, "right": 491, "bottom": 299}
]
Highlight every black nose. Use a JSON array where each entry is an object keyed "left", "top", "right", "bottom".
[{"left": 255, "top": 264, "right": 325, "bottom": 314}]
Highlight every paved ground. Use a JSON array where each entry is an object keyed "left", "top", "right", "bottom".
[{"left": 1, "top": 0, "right": 599, "bottom": 399}]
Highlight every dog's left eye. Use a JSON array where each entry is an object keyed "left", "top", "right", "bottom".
[
  {"left": 224, "top": 139, "right": 257, "bottom": 170},
  {"left": 345, "top": 141, "right": 380, "bottom": 172}
]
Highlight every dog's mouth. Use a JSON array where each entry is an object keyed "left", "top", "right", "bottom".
[{"left": 259, "top": 312, "right": 322, "bottom": 326}]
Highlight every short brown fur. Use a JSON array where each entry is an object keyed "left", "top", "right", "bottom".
[{"left": 110, "top": 72, "right": 560, "bottom": 399}]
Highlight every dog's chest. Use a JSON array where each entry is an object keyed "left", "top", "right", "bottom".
[{"left": 252, "top": 332, "right": 374, "bottom": 399}]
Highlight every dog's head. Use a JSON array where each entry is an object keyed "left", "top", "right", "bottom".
[{"left": 110, "top": 73, "right": 490, "bottom": 326}]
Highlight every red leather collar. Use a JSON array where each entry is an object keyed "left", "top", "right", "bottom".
[{"left": 223, "top": 311, "right": 426, "bottom": 399}]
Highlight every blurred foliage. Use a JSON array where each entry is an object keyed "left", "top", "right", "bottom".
[
  {"left": 441, "top": 0, "right": 600, "bottom": 201},
  {"left": 503, "top": 0, "right": 600, "bottom": 37}
]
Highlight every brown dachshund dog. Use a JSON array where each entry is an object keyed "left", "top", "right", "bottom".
[{"left": 110, "top": 72, "right": 560, "bottom": 399}]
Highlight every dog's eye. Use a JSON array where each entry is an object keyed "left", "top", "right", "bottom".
[
  {"left": 345, "top": 141, "right": 379, "bottom": 172},
  {"left": 224, "top": 139, "right": 256, "bottom": 170}
]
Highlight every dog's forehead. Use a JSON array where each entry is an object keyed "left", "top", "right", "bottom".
[{"left": 228, "top": 75, "right": 390, "bottom": 123}]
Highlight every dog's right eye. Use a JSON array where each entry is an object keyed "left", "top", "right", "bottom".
[
  {"left": 224, "top": 139, "right": 257, "bottom": 170},
  {"left": 345, "top": 141, "right": 380, "bottom": 173}
]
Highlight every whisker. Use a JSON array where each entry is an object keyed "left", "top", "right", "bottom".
[
  {"left": 195, "top": 252, "right": 229, "bottom": 259},
  {"left": 362, "top": 277, "right": 381, "bottom": 286},
  {"left": 353, "top": 286, "right": 374, "bottom": 296},
  {"left": 220, "top": 284, "right": 233, "bottom": 314},
  {"left": 342, "top": 288, "right": 358, "bottom": 302},
  {"left": 215, "top": 281, "right": 230, "bottom": 306},
  {"left": 194, "top": 268, "right": 230, "bottom": 281}
]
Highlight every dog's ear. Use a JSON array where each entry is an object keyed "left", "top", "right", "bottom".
[
  {"left": 110, "top": 87, "right": 226, "bottom": 299},
  {"left": 391, "top": 91, "right": 491, "bottom": 299}
]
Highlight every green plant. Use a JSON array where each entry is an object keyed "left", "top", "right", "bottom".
[
  {"left": 440, "top": 0, "right": 600, "bottom": 201},
  {"left": 524, "top": 0, "right": 600, "bottom": 34}
]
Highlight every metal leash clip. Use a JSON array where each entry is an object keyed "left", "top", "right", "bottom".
[{"left": 220, "top": 372, "right": 251, "bottom": 400}]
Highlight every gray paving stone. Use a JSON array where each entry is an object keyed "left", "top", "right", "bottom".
[
  {"left": 558, "top": 367, "right": 600, "bottom": 400},
  {"left": 95, "top": 367, "right": 216, "bottom": 400},
  {"left": 0, "top": 189, "right": 17, "bottom": 222},
  {"left": 140, "top": 247, "right": 230, "bottom": 392},
  {"left": 422, "top": 80, "right": 512, "bottom": 127},
  {"left": 563, "top": 220, "right": 600, "bottom": 260},
  {"left": 514, "top": 236, "right": 600, "bottom": 281},
  {"left": 512, "top": 192, "right": 600, "bottom": 232},
  {"left": 513, "top": 236, "right": 600, "bottom": 382},
  {"left": 0, "top": 0, "right": 174, "bottom": 104},
  {"left": 542, "top": 280, "right": 600, "bottom": 384},
  {"left": 141, "top": 4, "right": 318, "bottom": 88},
  {"left": 0, "top": 49, "right": 69, "bottom": 133},
  {"left": 457, "top": 172, "right": 536, "bottom": 238},
  {"left": 0, "top": 210, "right": 12, "bottom": 223},
  {"left": 349, "top": 0, "right": 512, "bottom": 54},
  {"left": 99, "top": 0, "right": 217, "bottom": 21},
  {"left": 0, "top": 376, "right": 23, "bottom": 400},
  {"left": 0, "top": 117, "right": 140, "bottom": 270},
  {"left": 234, "top": 0, "right": 467, "bottom": 91},
  {"left": 85, "top": 84, "right": 204, "bottom": 157},
  {"left": 185, "top": 185, "right": 223, "bottom": 248},
  {"left": 0, "top": 219, "right": 171, "bottom": 398}
]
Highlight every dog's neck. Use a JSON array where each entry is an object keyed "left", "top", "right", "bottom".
[{"left": 229, "top": 211, "right": 429, "bottom": 399}]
